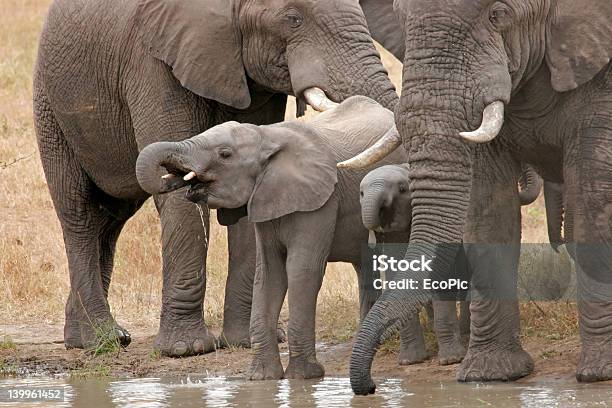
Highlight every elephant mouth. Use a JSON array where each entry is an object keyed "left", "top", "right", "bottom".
[
  {"left": 159, "top": 168, "right": 214, "bottom": 204},
  {"left": 184, "top": 182, "right": 209, "bottom": 204}
]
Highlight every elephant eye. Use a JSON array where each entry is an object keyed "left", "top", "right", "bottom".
[
  {"left": 219, "top": 149, "right": 232, "bottom": 159},
  {"left": 489, "top": 2, "right": 512, "bottom": 29},
  {"left": 285, "top": 13, "right": 303, "bottom": 29},
  {"left": 399, "top": 185, "right": 407, "bottom": 194}
]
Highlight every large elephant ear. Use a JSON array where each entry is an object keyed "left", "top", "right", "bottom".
[
  {"left": 546, "top": 0, "right": 612, "bottom": 92},
  {"left": 136, "top": 0, "right": 251, "bottom": 109},
  {"left": 248, "top": 124, "right": 338, "bottom": 223}
]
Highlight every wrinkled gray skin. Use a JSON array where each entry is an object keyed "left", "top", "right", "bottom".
[
  {"left": 351, "top": 0, "right": 612, "bottom": 393},
  {"left": 360, "top": 165, "right": 469, "bottom": 365},
  {"left": 34, "top": 0, "right": 397, "bottom": 357},
  {"left": 135, "top": 96, "right": 406, "bottom": 379}
]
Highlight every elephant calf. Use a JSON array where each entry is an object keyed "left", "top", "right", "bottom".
[{"left": 136, "top": 96, "right": 471, "bottom": 379}]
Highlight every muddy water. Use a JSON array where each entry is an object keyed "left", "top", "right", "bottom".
[{"left": 0, "top": 376, "right": 610, "bottom": 407}]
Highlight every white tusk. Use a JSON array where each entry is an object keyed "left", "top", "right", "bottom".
[
  {"left": 459, "top": 101, "right": 505, "bottom": 143},
  {"left": 337, "top": 126, "right": 402, "bottom": 169},
  {"left": 302, "top": 87, "right": 339, "bottom": 112},
  {"left": 161, "top": 174, "right": 174, "bottom": 179},
  {"left": 183, "top": 171, "right": 197, "bottom": 181},
  {"left": 368, "top": 230, "right": 377, "bottom": 249}
]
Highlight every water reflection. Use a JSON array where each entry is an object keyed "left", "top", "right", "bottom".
[{"left": 0, "top": 376, "right": 610, "bottom": 407}]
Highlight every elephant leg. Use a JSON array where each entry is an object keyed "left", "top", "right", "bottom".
[
  {"left": 459, "top": 301, "right": 471, "bottom": 345},
  {"left": 353, "top": 262, "right": 380, "bottom": 323},
  {"left": 283, "top": 208, "right": 335, "bottom": 380},
  {"left": 99, "top": 199, "right": 144, "bottom": 297},
  {"left": 96, "top": 199, "right": 143, "bottom": 347},
  {"left": 247, "top": 223, "right": 287, "bottom": 380},
  {"left": 35, "top": 90, "right": 131, "bottom": 349},
  {"left": 283, "top": 251, "right": 327, "bottom": 380},
  {"left": 153, "top": 193, "right": 215, "bottom": 357},
  {"left": 398, "top": 311, "right": 429, "bottom": 365},
  {"left": 219, "top": 218, "right": 256, "bottom": 348},
  {"left": 219, "top": 218, "right": 287, "bottom": 348},
  {"left": 433, "top": 300, "right": 465, "bottom": 365},
  {"left": 457, "top": 156, "right": 533, "bottom": 382},
  {"left": 564, "top": 129, "right": 612, "bottom": 382}
]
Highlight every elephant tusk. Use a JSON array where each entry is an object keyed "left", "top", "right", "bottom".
[
  {"left": 337, "top": 126, "right": 402, "bottom": 169},
  {"left": 303, "top": 87, "right": 339, "bottom": 112},
  {"left": 183, "top": 171, "right": 197, "bottom": 181},
  {"left": 368, "top": 230, "right": 377, "bottom": 249},
  {"left": 459, "top": 101, "right": 505, "bottom": 143},
  {"left": 161, "top": 174, "right": 175, "bottom": 179}
]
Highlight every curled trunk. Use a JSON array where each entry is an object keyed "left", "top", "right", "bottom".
[
  {"left": 361, "top": 182, "right": 387, "bottom": 230},
  {"left": 135, "top": 141, "right": 192, "bottom": 195},
  {"left": 544, "top": 181, "right": 565, "bottom": 251},
  {"left": 518, "top": 164, "right": 543, "bottom": 205}
]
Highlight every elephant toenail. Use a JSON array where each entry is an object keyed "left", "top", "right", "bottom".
[
  {"left": 172, "top": 341, "right": 188, "bottom": 356},
  {"left": 193, "top": 339, "right": 205, "bottom": 354}
]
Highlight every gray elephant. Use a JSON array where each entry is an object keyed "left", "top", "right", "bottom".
[
  {"left": 344, "top": 0, "right": 612, "bottom": 393},
  {"left": 34, "top": 0, "right": 398, "bottom": 356}
]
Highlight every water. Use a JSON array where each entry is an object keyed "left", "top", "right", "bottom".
[{"left": 0, "top": 376, "right": 610, "bottom": 407}]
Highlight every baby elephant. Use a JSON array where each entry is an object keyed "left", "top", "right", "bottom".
[{"left": 135, "top": 96, "right": 462, "bottom": 379}]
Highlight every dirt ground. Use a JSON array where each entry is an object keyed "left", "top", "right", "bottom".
[{"left": 0, "top": 321, "right": 594, "bottom": 385}]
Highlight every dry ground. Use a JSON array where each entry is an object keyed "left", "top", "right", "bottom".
[{"left": 0, "top": 0, "right": 579, "bottom": 380}]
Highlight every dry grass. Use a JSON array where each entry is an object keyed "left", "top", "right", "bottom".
[{"left": 0, "top": 0, "right": 573, "bottom": 347}]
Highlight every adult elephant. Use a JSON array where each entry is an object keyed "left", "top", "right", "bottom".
[
  {"left": 34, "top": 0, "right": 397, "bottom": 357},
  {"left": 346, "top": 0, "right": 612, "bottom": 393}
]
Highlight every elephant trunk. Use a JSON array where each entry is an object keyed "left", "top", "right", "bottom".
[
  {"left": 350, "top": 20, "right": 478, "bottom": 394},
  {"left": 310, "top": 1, "right": 399, "bottom": 111},
  {"left": 361, "top": 182, "right": 387, "bottom": 231},
  {"left": 351, "top": 146, "right": 471, "bottom": 394},
  {"left": 518, "top": 164, "right": 543, "bottom": 205},
  {"left": 136, "top": 141, "right": 192, "bottom": 195}
]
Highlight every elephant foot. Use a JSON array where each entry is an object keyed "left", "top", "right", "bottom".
[
  {"left": 247, "top": 355, "right": 284, "bottom": 380},
  {"left": 438, "top": 340, "right": 466, "bottom": 366},
  {"left": 64, "top": 317, "right": 131, "bottom": 350},
  {"left": 576, "top": 344, "right": 612, "bottom": 382},
  {"left": 398, "top": 345, "right": 429, "bottom": 365},
  {"left": 457, "top": 346, "right": 533, "bottom": 382},
  {"left": 155, "top": 318, "right": 216, "bottom": 357},
  {"left": 285, "top": 355, "right": 325, "bottom": 379},
  {"left": 219, "top": 322, "right": 286, "bottom": 349}
]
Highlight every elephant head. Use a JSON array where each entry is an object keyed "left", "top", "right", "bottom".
[
  {"left": 135, "top": 120, "right": 339, "bottom": 222},
  {"left": 136, "top": 0, "right": 398, "bottom": 111},
  {"left": 341, "top": 0, "right": 612, "bottom": 395},
  {"left": 360, "top": 164, "right": 412, "bottom": 235}
]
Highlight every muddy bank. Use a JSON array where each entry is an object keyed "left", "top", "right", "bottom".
[{"left": 0, "top": 322, "right": 597, "bottom": 385}]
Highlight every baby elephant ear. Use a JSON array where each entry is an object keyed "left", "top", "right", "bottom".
[
  {"left": 546, "top": 0, "right": 612, "bottom": 92},
  {"left": 248, "top": 124, "right": 338, "bottom": 223},
  {"left": 136, "top": 0, "right": 251, "bottom": 109}
]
